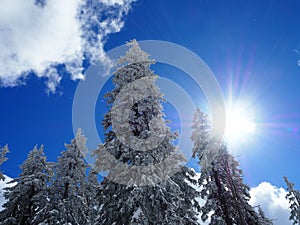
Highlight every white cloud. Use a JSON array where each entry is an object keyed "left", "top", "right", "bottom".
[
  {"left": 0, "top": 175, "right": 15, "bottom": 210},
  {"left": 250, "top": 182, "right": 292, "bottom": 225},
  {"left": 0, "top": 0, "right": 135, "bottom": 93}
]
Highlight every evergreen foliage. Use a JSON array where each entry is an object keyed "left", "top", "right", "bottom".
[
  {"left": 284, "top": 176, "right": 300, "bottom": 224},
  {"left": 0, "top": 145, "right": 9, "bottom": 181},
  {"left": 0, "top": 145, "right": 52, "bottom": 225},
  {"left": 93, "top": 40, "right": 200, "bottom": 224},
  {"left": 191, "top": 108, "right": 271, "bottom": 225},
  {"left": 33, "top": 129, "right": 93, "bottom": 225}
]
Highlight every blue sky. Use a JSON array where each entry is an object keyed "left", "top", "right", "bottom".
[{"left": 0, "top": 1, "right": 300, "bottom": 223}]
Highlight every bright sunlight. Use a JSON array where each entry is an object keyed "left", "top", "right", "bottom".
[{"left": 225, "top": 104, "right": 256, "bottom": 144}]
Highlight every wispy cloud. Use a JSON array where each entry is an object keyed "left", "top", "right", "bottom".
[
  {"left": 0, "top": 0, "right": 135, "bottom": 93},
  {"left": 250, "top": 182, "right": 292, "bottom": 225}
]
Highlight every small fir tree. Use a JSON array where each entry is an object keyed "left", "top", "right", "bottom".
[
  {"left": 34, "top": 129, "right": 92, "bottom": 225},
  {"left": 0, "top": 145, "right": 52, "bottom": 225}
]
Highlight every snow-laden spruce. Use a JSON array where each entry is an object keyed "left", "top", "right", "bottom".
[
  {"left": 32, "top": 129, "right": 99, "bottom": 225},
  {"left": 0, "top": 145, "right": 52, "bottom": 225},
  {"left": 93, "top": 40, "right": 200, "bottom": 224},
  {"left": 191, "top": 108, "right": 272, "bottom": 225}
]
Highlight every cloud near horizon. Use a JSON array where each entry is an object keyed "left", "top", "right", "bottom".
[
  {"left": 0, "top": 0, "right": 135, "bottom": 93},
  {"left": 249, "top": 182, "right": 292, "bottom": 225}
]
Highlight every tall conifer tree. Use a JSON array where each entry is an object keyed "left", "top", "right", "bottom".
[
  {"left": 94, "top": 40, "right": 199, "bottom": 224},
  {"left": 191, "top": 108, "right": 270, "bottom": 225}
]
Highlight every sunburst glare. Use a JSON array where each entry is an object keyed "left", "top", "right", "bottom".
[
  {"left": 224, "top": 99, "right": 257, "bottom": 149},
  {"left": 225, "top": 106, "right": 256, "bottom": 140}
]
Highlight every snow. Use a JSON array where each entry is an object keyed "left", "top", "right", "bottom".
[
  {"left": 0, "top": 175, "right": 15, "bottom": 210},
  {"left": 132, "top": 207, "right": 142, "bottom": 220},
  {"left": 184, "top": 172, "right": 211, "bottom": 225}
]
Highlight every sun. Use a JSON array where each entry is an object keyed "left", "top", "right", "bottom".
[{"left": 224, "top": 103, "right": 256, "bottom": 144}]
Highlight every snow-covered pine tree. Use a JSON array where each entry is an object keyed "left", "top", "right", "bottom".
[
  {"left": 33, "top": 129, "right": 93, "bottom": 225},
  {"left": 93, "top": 39, "right": 200, "bottom": 224},
  {"left": 191, "top": 108, "right": 269, "bottom": 225},
  {"left": 191, "top": 108, "right": 211, "bottom": 161},
  {"left": 199, "top": 143, "right": 263, "bottom": 225},
  {"left": 0, "top": 145, "right": 9, "bottom": 181},
  {"left": 0, "top": 145, "right": 52, "bottom": 225},
  {"left": 284, "top": 176, "right": 300, "bottom": 224},
  {"left": 84, "top": 168, "right": 101, "bottom": 224}
]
